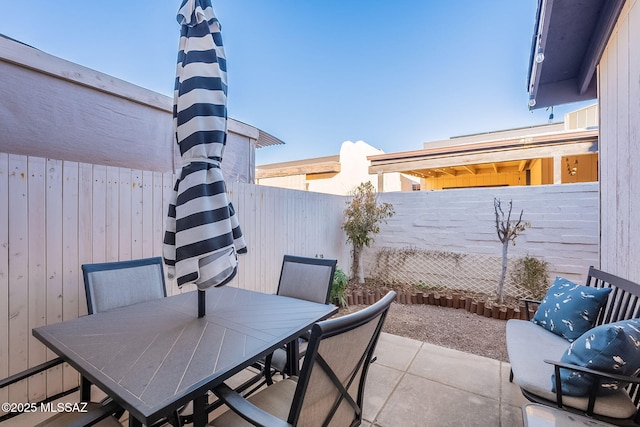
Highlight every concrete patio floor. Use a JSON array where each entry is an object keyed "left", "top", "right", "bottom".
[
  {"left": 1, "top": 332, "right": 527, "bottom": 426},
  {"left": 363, "top": 332, "right": 527, "bottom": 426}
]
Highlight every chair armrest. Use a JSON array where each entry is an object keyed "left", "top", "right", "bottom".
[
  {"left": 544, "top": 359, "right": 640, "bottom": 385},
  {"left": 0, "top": 358, "right": 64, "bottom": 389},
  {"left": 62, "top": 400, "right": 122, "bottom": 427},
  {"left": 544, "top": 358, "right": 640, "bottom": 415},
  {"left": 212, "top": 383, "right": 292, "bottom": 427},
  {"left": 520, "top": 298, "right": 541, "bottom": 320},
  {"left": 300, "top": 330, "right": 311, "bottom": 341}
]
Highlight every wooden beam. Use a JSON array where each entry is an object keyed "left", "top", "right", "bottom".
[
  {"left": 436, "top": 168, "right": 456, "bottom": 177},
  {"left": 518, "top": 160, "right": 529, "bottom": 172},
  {"left": 377, "top": 172, "right": 384, "bottom": 192},
  {"left": 492, "top": 163, "right": 498, "bottom": 173},
  {"left": 257, "top": 161, "right": 341, "bottom": 179},
  {"left": 462, "top": 165, "right": 477, "bottom": 175},
  {"left": 553, "top": 156, "right": 562, "bottom": 184},
  {"left": 408, "top": 170, "right": 428, "bottom": 178}
]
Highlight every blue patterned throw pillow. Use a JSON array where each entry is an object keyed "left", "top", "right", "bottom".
[
  {"left": 532, "top": 277, "right": 611, "bottom": 342},
  {"left": 552, "top": 319, "right": 640, "bottom": 396}
]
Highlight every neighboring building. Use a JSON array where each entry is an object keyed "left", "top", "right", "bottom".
[
  {"left": 256, "top": 140, "right": 417, "bottom": 195},
  {"left": 368, "top": 104, "right": 598, "bottom": 191},
  {"left": 525, "top": 0, "right": 639, "bottom": 283},
  {"left": 0, "top": 34, "right": 283, "bottom": 182}
]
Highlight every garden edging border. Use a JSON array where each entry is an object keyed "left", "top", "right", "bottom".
[{"left": 343, "top": 289, "right": 532, "bottom": 321}]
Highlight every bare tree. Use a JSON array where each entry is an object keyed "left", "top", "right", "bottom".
[
  {"left": 494, "top": 198, "right": 529, "bottom": 303},
  {"left": 342, "top": 182, "right": 394, "bottom": 283}
]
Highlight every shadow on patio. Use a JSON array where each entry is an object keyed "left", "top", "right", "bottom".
[{"left": 0, "top": 332, "right": 525, "bottom": 427}]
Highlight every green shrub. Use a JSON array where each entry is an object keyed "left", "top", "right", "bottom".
[
  {"left": 510, "top": 255, "right": 549, "bottom": 300},
  {"left": 331, "top": 268, "right": 349, "bottom": 308}
]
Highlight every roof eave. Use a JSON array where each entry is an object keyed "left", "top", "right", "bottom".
[
  {"left": 527, "top": 0, "right": 625, "bottom": 110},
  {"left": 368, "top": 128, "right": 598, "bottom": 164}
]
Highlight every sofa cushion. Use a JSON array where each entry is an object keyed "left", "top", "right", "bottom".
[
  {"left": 532, "top": 277, "right": 611, "bottom": 342},
  {"left": 507, "top": 319, "right": 570, "bottom": 398},
  {"left": 506, "top": 319, "right": 638, "bottom": 419},
  {"left": 552, "top": 319, "right": 640, "bottom": 396}
]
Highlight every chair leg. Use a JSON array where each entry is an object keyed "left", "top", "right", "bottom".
[
  {"left": 170, "top": 411, "right": 182, "bottom": 427},
  {"left": 80, "top": 376, "right": 92, "bottom": 402},
  {"left": 286, "top": 341, "right": 300, "bottom": 377},
  {"left": 264, "top": 354, "right": 275, "bottom": 386},
  {"left": 192, "top": 395, "right": 208, "bottom": 426}
]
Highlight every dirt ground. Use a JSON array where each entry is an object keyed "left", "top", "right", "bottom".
[{"left": 341, "top": 302, "right": 510, "bottom": 362}]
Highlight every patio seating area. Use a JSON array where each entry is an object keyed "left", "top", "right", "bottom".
[
  {"left": 2, "top": 0, "right": 639, "bottom": 425},
  {"left": 0, "top": 332, "right": 527, "bottom": 427}
]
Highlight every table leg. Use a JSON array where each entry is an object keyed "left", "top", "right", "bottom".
[
  {"left": 193, "top": 394, "right": 208, "bottom": 427},
  {"left": 128, "top": 416, "right": 142, "bottom": 427}
]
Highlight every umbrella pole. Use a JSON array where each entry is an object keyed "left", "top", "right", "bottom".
[{"left": 198, "top": 290, "right": 206, "bottom": 317}]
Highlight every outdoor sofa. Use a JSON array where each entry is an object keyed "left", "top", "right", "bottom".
[{"left": 507, "top": 266, "right": 640, "bottom": 426}]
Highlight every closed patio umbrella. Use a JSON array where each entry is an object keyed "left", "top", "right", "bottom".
[{"left": 164, "top": 0, "right": 247, "bottom": 314}]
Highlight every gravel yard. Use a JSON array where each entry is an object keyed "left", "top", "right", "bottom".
[{"left": 341, "top": 302, "right": 509, "bottom": 362}]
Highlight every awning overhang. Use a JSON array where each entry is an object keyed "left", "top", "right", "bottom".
[
  {"left": 527, "top": 0, "right": 625, "bottom": 110},
  {"left": 256, "top": 155, "right": 341, "bottom": 179},
  {"left": 368, "top": 129, "right": 598, "bottom": 178}
]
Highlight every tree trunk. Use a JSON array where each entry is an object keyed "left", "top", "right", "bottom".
[
  {"left": 352, "top": 245, "right": 365, "bottom": 284},
  {"left": 357, "top": 250, "right": 365, "bottom": 284},
  {"left": 497, "top": 240, "right": 509, "bottom": 303}
]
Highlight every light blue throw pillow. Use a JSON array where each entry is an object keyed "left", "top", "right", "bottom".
[
  {"left": 532, "top": 277, "right": 611, "bottom": 342},
  {"left": 552, "top": 319, "right": 640, "bottom": 396}
]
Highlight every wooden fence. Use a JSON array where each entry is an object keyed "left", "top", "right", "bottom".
[{"left": 0, "top": 152, "right": 350, "bottom": 408}]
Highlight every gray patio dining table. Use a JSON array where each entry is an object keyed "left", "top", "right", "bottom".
[{"left": 32, "top": 286, "right": 338, "bottom": 427}]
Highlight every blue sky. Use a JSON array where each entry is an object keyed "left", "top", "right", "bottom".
[{"left": 0, "top": 1, "right": 594, "bottom": 165}]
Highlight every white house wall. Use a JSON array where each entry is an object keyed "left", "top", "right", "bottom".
[
  {"left": 0, "top": 58, "right": 175, "bottom": 172},
  {"left": 258, "top": 140, "right": 410, "bottom": 195},
  {"left": 598, "top": 0, "right": 640, "bottom": 282},
  {"left": 260, "top": 174, "right": 308, "bottom": 191},
  {"left": 307, "top": 140, "right": 405, "bottom": 194},
  {"left": 0, "top": 36, "right": 258, "bottom": 182},
  {"left": 222, "top": 131, "right": 255, "bottom": 183}
]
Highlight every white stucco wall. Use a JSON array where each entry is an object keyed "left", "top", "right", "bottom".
[
  {"left": 307, "top": 140, "right": 412, "bottom": 194},
  {"left": 306, "top": 141, "right": 378, "bottom": 194},
  {"left": 258, "top": 174, "right": 307, "bottom": 191},
  {"left": 258, "top": 140, "right": 414, "bottom": 195}
]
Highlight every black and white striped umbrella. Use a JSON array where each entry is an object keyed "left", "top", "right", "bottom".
[{"left": 164, "top": 0, "right": 247, "bottom": 293}]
